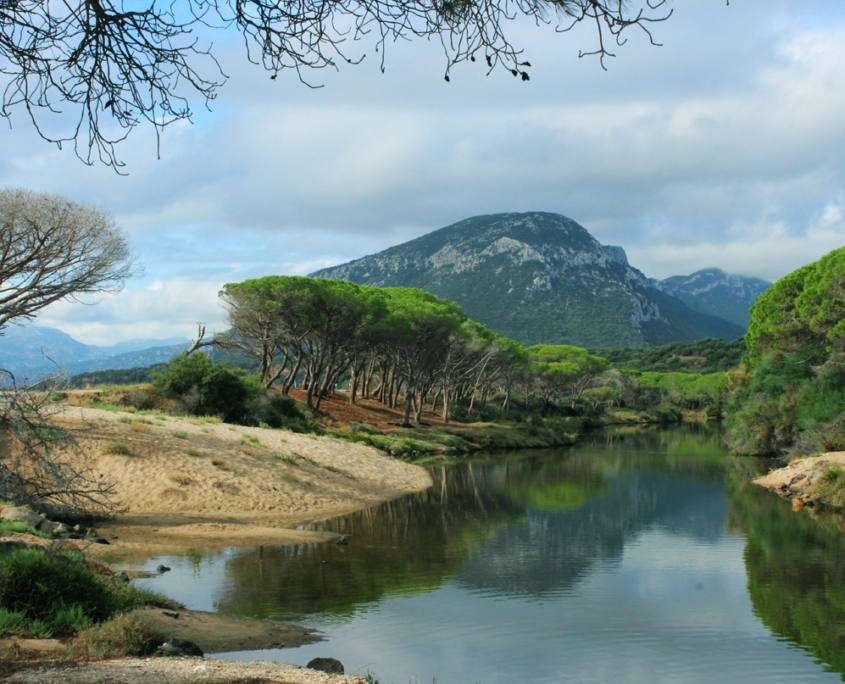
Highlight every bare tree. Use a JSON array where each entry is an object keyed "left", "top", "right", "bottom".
[
  {"left": 0, "top": 0, "right": 671, "bottom": 169},
  {"left": 0, "top": 370, "right": 118, "bottom": 518},
  {"left": 0, "top": 187, "right": 140, "bottom": 330},
  {"left": 0, "top": 187, "right": 138, "bottom": 518}
]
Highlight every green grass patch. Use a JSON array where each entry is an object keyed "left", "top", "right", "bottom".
[
  {"left": 173, "top": 431, "right": 188, "bottom": 440},
  {"left": 240, "top": 434, "right": 263, "bottom": 448},
  {"left": 0, "top": 548, "right": 176, "bottom": 639},
  {"left": 0, "top": 521, "right": 50, "bottom": 538},
  {"left": 100, "top": 441, "right": 130, "bottom": 456},
  {"left": 118, "top": 416, "right": 132, "bottom": 424}
]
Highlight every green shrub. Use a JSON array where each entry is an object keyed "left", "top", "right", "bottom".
[
  {"left": 349, "top": 422, "right": 381, "bottom": 436},
  {"left": 101, "top": 441, "right": 130, "bottom": 455},
  {"left": 152, "top": 353, "right": 263, "bottom": 424},
  {"left": 173, "top": 431, "right": 187, "bottom": 440},
  {"left": 244, "top": 393, "right": 317, "bottom": 433}
]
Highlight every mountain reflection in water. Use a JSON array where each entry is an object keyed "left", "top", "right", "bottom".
[{"left": 131, "top": 425, "right": 845, "bottom": 684}]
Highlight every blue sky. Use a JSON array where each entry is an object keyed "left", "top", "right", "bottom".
[{"left": 2, "top": 0, "right": 845, "bottom": 345}]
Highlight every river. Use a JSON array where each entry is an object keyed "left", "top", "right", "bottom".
[{"left": 129, "top": 425, "right": 845, "bottom": 683}]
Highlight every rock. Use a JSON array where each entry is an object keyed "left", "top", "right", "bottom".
[
  {"left": 0, "top": 506, "right": 44, "bottom": 528},
  {"left": 307, "top": 657, "right": 344, "bottom": 675},
  {"left": 789, "top": 474, "right": 807, "bottom": 485},
  {"left": 335, "top": 535, "right": 349, "bottom": 546},
  {"left": 158, "top": 638, "right": 204, "bottom": 657},
  {"left": 53, "top": 522, "right": 72, "bottom": 537},
  {"left": 114, "top": 571, "right": 130, "bottom": 583},
  {"left": 35, "top": 520, "right": 57, "bottom": 536},
  {"left": 84, "top": 527, "right": 99, "bottom": 539},
  {"left": 0, "top": 537, "right": 27, "bottom": 551},
  {"left": 157, "top": 564, "right": 171, "bottom": 573},
  {"left": 90, "top": 536, "right": 110, "bottom": 545},
  {"left": 162, "top": 611, "right": 180, "bottom": 619},
  {"left": 793, "top": 498, "right": 805, "bottom": 512}
]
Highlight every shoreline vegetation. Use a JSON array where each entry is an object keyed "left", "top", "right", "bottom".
[{"left": 7, "top": 245, "right": 845, "bottom": 681}]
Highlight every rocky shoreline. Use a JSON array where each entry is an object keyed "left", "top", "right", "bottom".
[{"left": 753, "top": 452, "right": 845, "bottom": 512}]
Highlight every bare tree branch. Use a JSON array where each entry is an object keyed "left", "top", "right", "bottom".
[{"left": 1, "top": 0, "right": 671, "bottom": 168}]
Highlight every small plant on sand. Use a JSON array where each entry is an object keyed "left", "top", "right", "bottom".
[
  {"left": 132, "top": 418, "right": 154, "bottom": 425},
  {"left": 240, "top": 434, "right": 263, "bottom": 448},
  {"left": 184, "top": 448, "right": 200, "bottom": 457},
  {"left": 130, "top": 423, "right": 150, "bottom": 433},
  {"left": 275, "top": 452, "right": 296, "bottom": 464},
  {"left": 173, "top": 431, "right": 188, "bottom": 440},
  {"left": 118, "top": 416, "right": 132, "bottom": 424},
  {"left": 169, "top": 471, "right": 193, "bottom": 486},
  {"left": 101, "top": 441, "right": 130, "bottom": 455},
  {"left": 201, "top": 428, "right": 211, "bottom": 434},
  {"left": 213, "top": 480, "right": 238, "bottom": 494}
]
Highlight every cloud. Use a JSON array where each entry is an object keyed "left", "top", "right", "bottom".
[{"left": 1, "top": 0, "right": 844, "bottom": 341}]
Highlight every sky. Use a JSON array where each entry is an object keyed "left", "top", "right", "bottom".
[{"left": 2, "top": 0, "right": 845, "bottom": 345}]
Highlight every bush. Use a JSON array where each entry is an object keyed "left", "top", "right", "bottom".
[
  {"left": 244, "top": 392, "right": 317, "bottom": 433},
  {"left": 73, "top": 610, "right": 166, "bottom": 656},
  {"left": 0, "top": 549, "right": 125, "bottom": 637},
  {"left": 152, "top": 353, "right": 263, "bottom": 424},
  {"left": 101, "top": 441, "right": 130, "bottom": 455}
]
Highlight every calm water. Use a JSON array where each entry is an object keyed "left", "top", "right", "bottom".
[{"left": 128, "top": 425, "right": 845, "bottom": 683}]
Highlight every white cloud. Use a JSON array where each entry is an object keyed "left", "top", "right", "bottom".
[{"left": 2, "top": 0, "right": 845, "bottom": 341}]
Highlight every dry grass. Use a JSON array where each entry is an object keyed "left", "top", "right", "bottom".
[
  {"left": 168, "top": 471, "right": 193, "bottom": 486},
  {"left": 73, "top": 610, "right": 166, "bottom": 657},
  {"left": 211, "top": 457, "right": 232, "bottom": 471},
  {"left": 130, "top": 423, "right": 150, "bottom": 434}
]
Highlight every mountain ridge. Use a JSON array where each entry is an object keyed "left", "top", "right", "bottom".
[{"left": 310, "top": 212, "right": 746, "bottom": 348}]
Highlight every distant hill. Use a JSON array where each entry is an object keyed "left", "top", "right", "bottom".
[
  {"left": 311, "top": 212, "right": 745, "bottom": 348},
  {"left": 655, "top": 268, "right": 771, "bottom": 328},
  {"left": 0, "top": 326, "right": 189, "bottom": 380}
]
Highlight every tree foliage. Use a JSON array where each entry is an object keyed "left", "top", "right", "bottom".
[
  {"left": 0, "top": 188, "right": 139, "bottom": 331},
  {"left": 0, "top": 0, "right": 671, "bottom": 168},
  {"left": 727, "top": 247, "right": 845, "bottom": 456}
]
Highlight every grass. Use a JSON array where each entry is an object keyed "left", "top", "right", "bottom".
[
  {"left": 130, "top": 423, "right": 150, "bottom": 433},
  {"left": 275, "top": 452, "right": 297, "bottom": 464},
  {"left": 82, "top": 402, "right": 135, "bottom": 414},
  {"left": 184, "top": 448, "right": 200, "bottom": 457},
  {"left": 173, "top": 431, "right": 188, "bottom": 440},
  {"left": 118, "top": 416, "right": 132, "bottom": 424},
  {"left": 240, "top": 434, "right": 263, "bottom": 448},
  {"left": 73, "top": 610, "right": 166, "bottom": 657},
  {"left": 0, "top": 521, "right": 50, "bottom": 538},
  {"left": 100, "top": 441, "right": 130, "bottom": 456},
  {"left": 201, "top": 428, "right": 211, "bottom": 434},
  {"left": 169, "top": 471, "right": 193, "bottom": 486},
  {"left": 212, "top": 480, "right": 238, "bottom": 494},
  {"left": 0, "top": 548, "right": 178, "bottom": 639},
  {"left": 211, "top": 457, "right": 231, "bottom": 470}
]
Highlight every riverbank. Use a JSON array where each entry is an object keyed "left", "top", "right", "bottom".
[
  {"left": 52, "top": 404, "right": 432, "bottom": 560},
  {"left": 1, "top": 404, "right": 434, "bottom": 682},
  {"left": 752, "top": 452, "right": 845, "bottom": 511}
]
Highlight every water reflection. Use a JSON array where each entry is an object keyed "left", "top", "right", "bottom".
[
  {"left": 726, "top": 455, "right": 845, "bottom": 678},
  {"left": 132, "top": 425, "right": 845, "bottom": 683}
]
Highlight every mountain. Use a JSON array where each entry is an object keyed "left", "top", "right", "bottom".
[
  {"left": 655, "top": 268, "right": 771, "bottom": 328},
  {"left": 310, "top": 212, "right": 745, "bottom": 348},
  {"left": 0, "top": 326, "right": 189, "bottom": 380}
]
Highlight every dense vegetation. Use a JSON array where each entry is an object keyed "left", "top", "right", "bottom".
[
  {"left": 725, "top": 246, "right": 845, "bottom": 457},
  {"left": 593, "top": 337, "right": 746, "bottom": 375},
  {"left": 194, "top": 276, "right": 728, "bottom": 432},
  {"left": 0, "top": 547, "right": 171, "bottom": 640}
]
